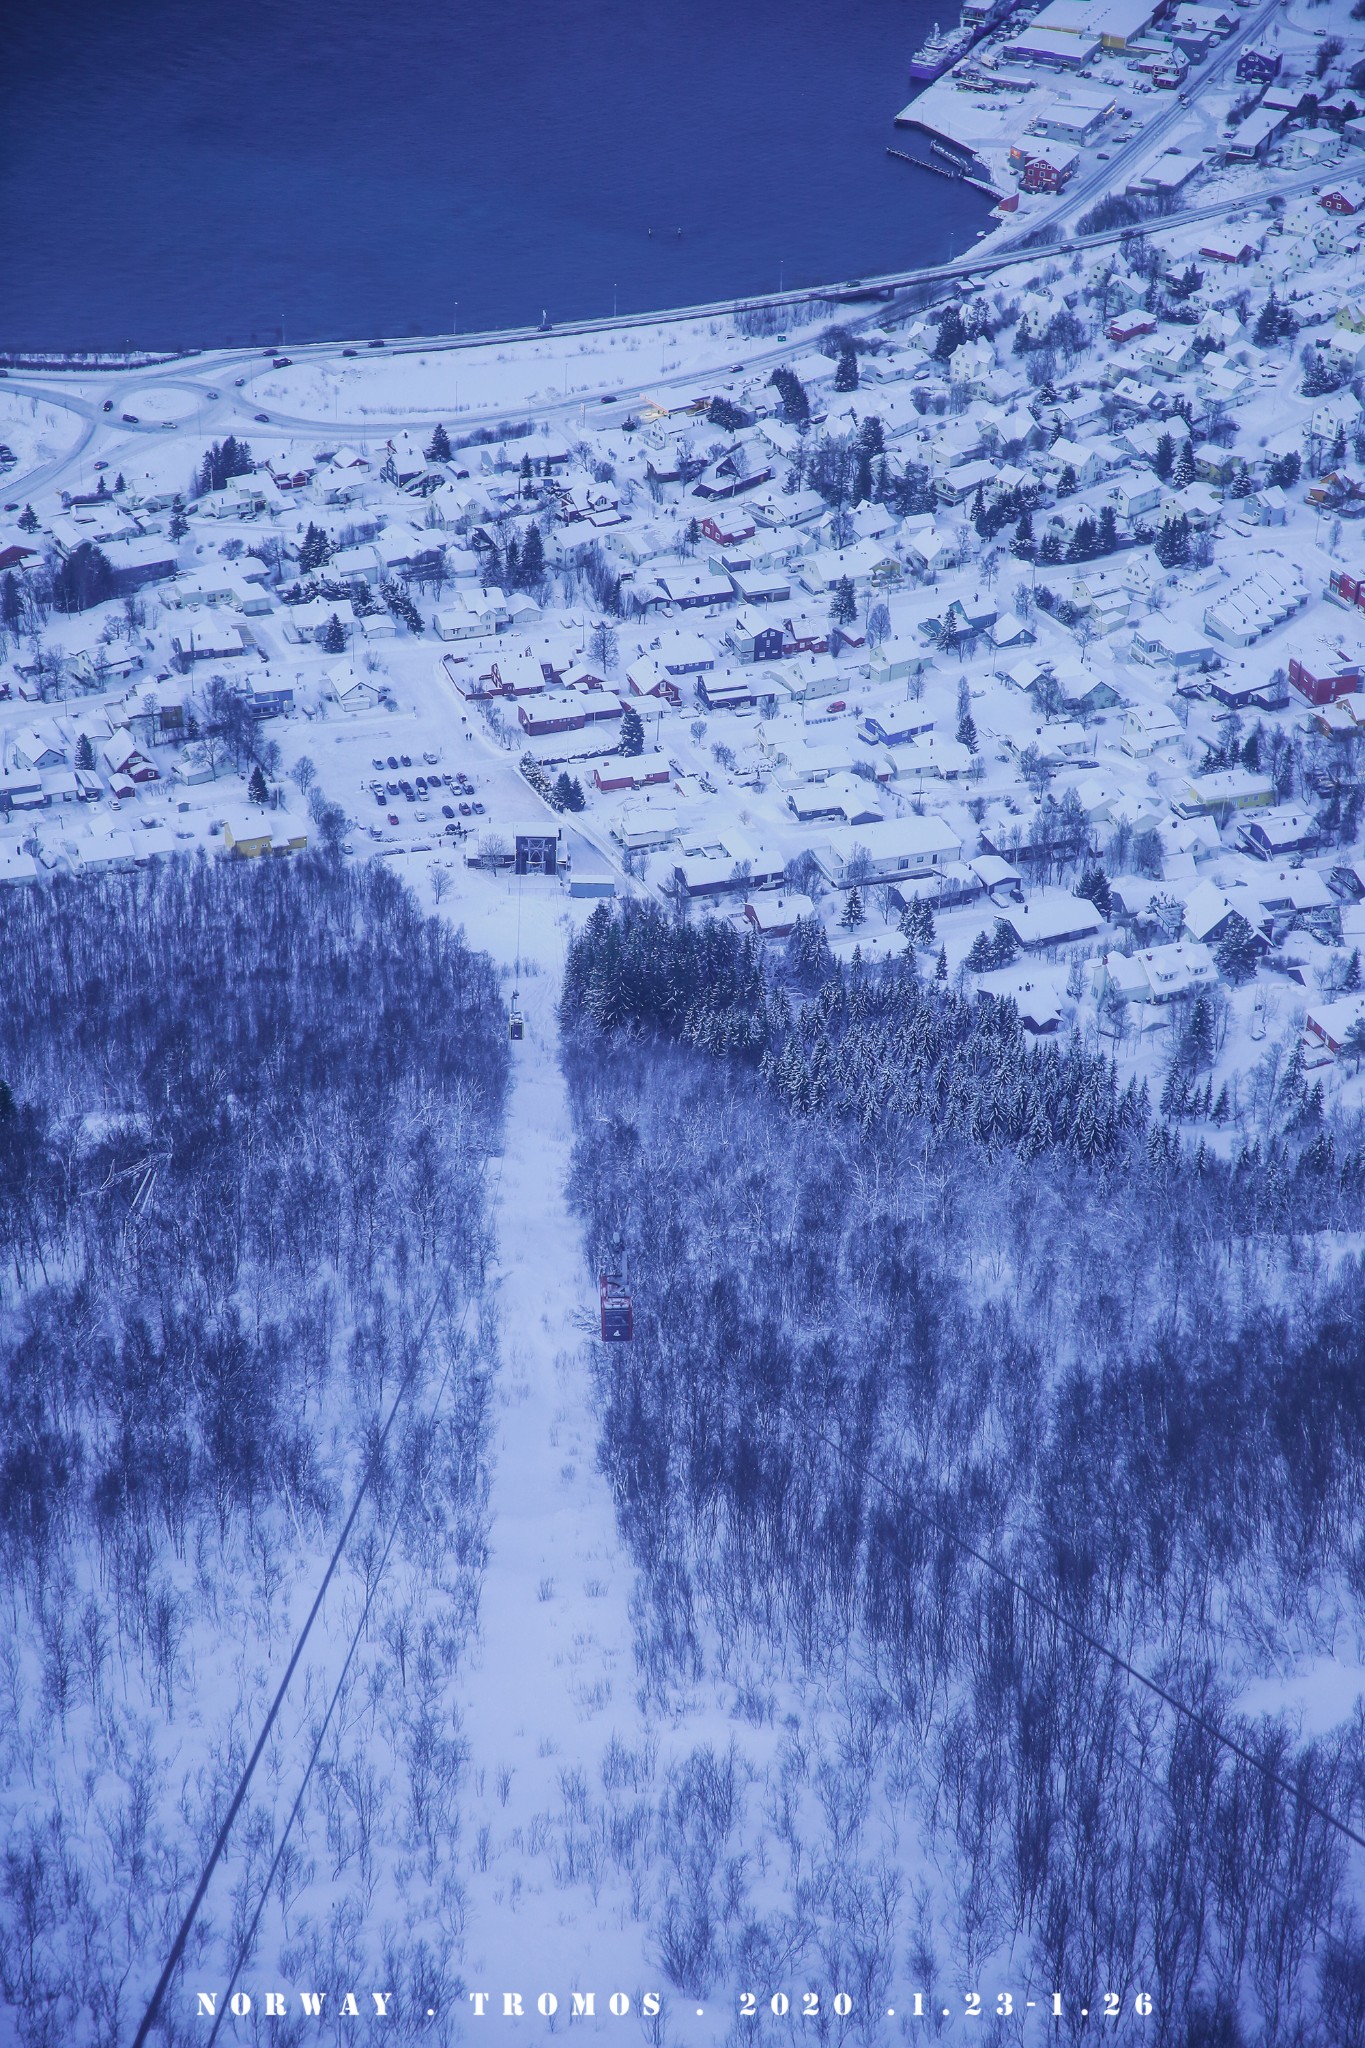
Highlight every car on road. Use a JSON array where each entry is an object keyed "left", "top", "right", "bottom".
[
  {"left": 254, "top": 412, "right": 270, "bottom": 423},
  {"left": 206, "top": 388, "right": 219, "bottom": 399},
  {"left": 367, "top": 339, "right": 385, "bottom": 348},
  {"left": 234, "top": 376, "right": 247, "bottom": 387},
  {"left": 102, "top": 399, "right": 114, "bottom": 412},
  {"left": 93, "top": 459, "right": 108, "bottom": 470},
  {"left": 121, "top": 413, "right": 139, "bottom": 424},
  {"left": 273, "top": 356, "right": 292, "bottom": 368},
  {"left": 342, "top": 348, "right": 358, "bottom": 358}
]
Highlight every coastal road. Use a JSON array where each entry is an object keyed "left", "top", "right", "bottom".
[{"left": 1036, "top": 0, "right": 1288, "bottom": 237}]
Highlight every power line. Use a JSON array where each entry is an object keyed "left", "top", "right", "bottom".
[
  {"left": 205, "top": 1236, "right": 496, "bottom": 2045},
  {"left": 807, "top": 1423, "right": 1365, "bottom": 1856},
  {"left": 132, "top": 1213, "right": 488, "bottom": 2048}
]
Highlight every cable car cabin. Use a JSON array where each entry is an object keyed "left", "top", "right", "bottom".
[
  {"left": 599, "top": 1273, "right": 633, "bottom": 1342},
  {"left": 508, "top": 998, "right": 525, "bottom": 1042}
]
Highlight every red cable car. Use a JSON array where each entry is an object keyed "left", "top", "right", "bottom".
[{"left": 599, "top": 1273, "right": 633, "bottom": 1342}]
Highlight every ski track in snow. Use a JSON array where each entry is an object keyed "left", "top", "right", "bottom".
[{"left": 459, "top": 966, "right": 656, "bottom": 2005}]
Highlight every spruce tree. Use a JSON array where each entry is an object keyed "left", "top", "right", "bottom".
[
  {"left": 17, "top": 505, "right": 38, "bottom": 534},
  {"left": 169, "top": 496, "right": 189, "bottom": 541},
  {"left": 840, "top": 887, "right": 865, "bottom": 930},
  {"left": 425, "top": 422, "right": 453, "bottom": 463},
  {"left": 619, "top": 705, "right": 645, "bottom": 757},
  {"left": 935, "top": 944, "right": 948, "bottom": 980},
  {"left": 248, "top": 763, "right": 268, "bottom": 804},
  {"left": 834, "top": 345, "right": 858, "bottom": 392},
  {"left": 1215, "top": 911, "right": 1260, "bottom": 985},
  {"left": 1075, "top": 862, "right": 1111, "bottom": 919},
  {"left": 299, "top": 522, "right": 331, "bottom": 572},
  {"left": 1173, "top": 440, "right": 1197, "bottom": 490},
  {"left": 830, "top": 576, "right": 857, "bottom": 627},
  {"left": 75, "top": 733, "right": 94, "bottom": 770},
  {"left": 321, "top": 612, "right": 347, "bottom": 653},
  {"left": 0, "top": 573, "right": 21, "bottom": 637},
  {"left": 518, "top": 524, "right": 545, "bottom": 591}
]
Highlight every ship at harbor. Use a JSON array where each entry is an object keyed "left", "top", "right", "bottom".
[
  {"left": 908, "top": 0, "right": 1026, "bottom": 82},
  {"left": 909, "top": 20, "right": 976, "bottom": 82}
]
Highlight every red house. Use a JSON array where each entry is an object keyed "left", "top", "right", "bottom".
[
  {"left": 1021, "top": 146, "right": 1078, "bottom": 194},
  {"left": 1329, "top": 569, "right": 1365, "bottom": 612},
  {"left": 699, "top": 511, "right": 757, "bottom": 548},
  {"left": 1289, "top": 644, "right": 1362, "bottom": 706},
  {"left": 1107, "top": 315, "right": 1158, "bottom": 344},
  {"left": 781, "top": 613, "right": 830, "bottom": 657},
  {"left": 1320, "top": 182, "right": 1365, "bottom": 217}
]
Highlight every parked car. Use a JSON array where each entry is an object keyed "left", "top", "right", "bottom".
[
  {"left": 423, "top": 750, "right": 439, "bottom": 765},
  {"left": 415, "top": 776, "right": 428, "bottom": 795},
  {"left": 387, "top": 812, "right": 399, "bottom": 825},
  {"left": 399, "top": 753, "right": 411, "bottom": 767},
  {"left": 386, "top": 781, "right": 399, "bottom": 796},
  {"left": 470, "top": 801, "right": 485, "bottom": 815},
  {"left": 387, "top": 755, "right": 398, "bottom": 769},
  {"left": 372, "top": 757, "right": 385, "bottom": 771},
  {"left": 441, "top": 803, "right": 455, "bottom": 819},
  {"left": 374, "top": 790, "right": 386, "bottom": 805},
  {"left": 459, "top": 802, "right": 472, "bottom": 816}
]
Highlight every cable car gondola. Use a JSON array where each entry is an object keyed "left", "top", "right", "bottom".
[
  {"left": 508, "top": 992, "right": 525, "bottom": 1042},
  {"left": 599, "top": 1273, "right": 633, "bottom": 1342}
]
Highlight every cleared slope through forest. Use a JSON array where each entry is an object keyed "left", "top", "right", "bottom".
[{"left": 457, "top": 976, "right": 657, "bottom": 2002}]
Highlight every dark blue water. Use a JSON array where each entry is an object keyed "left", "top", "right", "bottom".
[{"left": 0, "top": 1, "right": 988, "bottom": 352}]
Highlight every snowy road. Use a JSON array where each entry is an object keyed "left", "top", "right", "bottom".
[{"left": 458, "top": 969, "right": 658, "bottom": 2006}]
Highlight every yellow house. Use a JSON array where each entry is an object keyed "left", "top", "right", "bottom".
[
  {"left": 222, "top": 814, "right": 273, "bottom": 857},
  {"left": 220, "top": 810, "right": 308, "bottom": 856}
]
